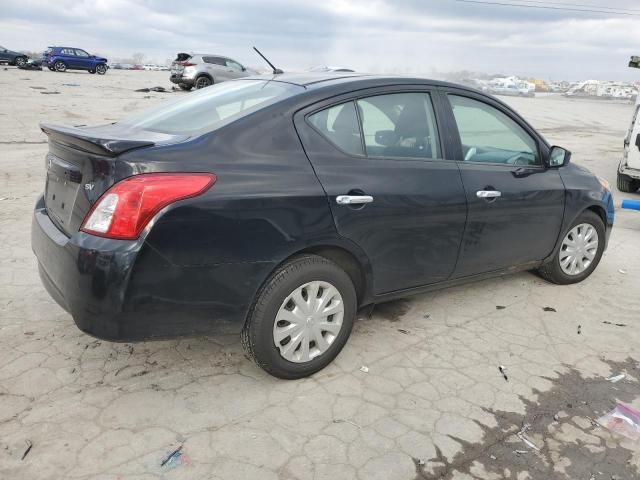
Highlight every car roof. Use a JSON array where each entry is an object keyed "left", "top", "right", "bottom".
[{"left": 239, "top": 72, "right": 477, "bottom": 92}]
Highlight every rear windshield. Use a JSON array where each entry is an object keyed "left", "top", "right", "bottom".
[{"left": 120, "top": 80, "right": 303, "bottom": 134}]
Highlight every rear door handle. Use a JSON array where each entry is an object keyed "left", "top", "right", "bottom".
[
  {"left": 336, "top": 195, "right": 374, "bottom": 205},
  {"left": 476, "top": 190, "right": 501, "bottom": 199}
]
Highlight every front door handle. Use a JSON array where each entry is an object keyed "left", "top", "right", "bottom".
[
  {"left": 336, "top": 195, "right": 374, "bottom": 205},
  {"left": 476, "top": 190, "right": 501, "bottom": 199}
]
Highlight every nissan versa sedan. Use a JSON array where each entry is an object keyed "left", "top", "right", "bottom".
[{"left": 32, "top": 73, "right": 614, "bottom": 379}]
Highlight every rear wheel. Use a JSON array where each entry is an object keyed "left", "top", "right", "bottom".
[
  {"left": 96, "top": 64, "right": 107, "bottom": 75},
  {"left": 617, "top": 170, "right": 639, "bottom": 193},
  {"left": 54, "top": 61, "right": 67, "bottom": 72},
  {"left": 537, "top": 210, "right": 605, "bottom": 285},
  {"left": 194, "top": 75, "right": 212, "bottom": 89},
  {"left": 242, "top": 255, "right": 356, "bottom": 379},
  {"left": 14, "top": 56, "right": 27, "bottom": 67}
]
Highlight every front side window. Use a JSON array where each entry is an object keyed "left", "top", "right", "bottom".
[
  {"left": 120, "top": 80, "right": 303, "bottom": 134},
  {"left": 448, "top": 95, "right": 539, "bottom": 165},
  {"left": 309, "top": 102, "right": 363, "bottom": 156},
  {"left": 75, "top": 49, "right": 89, "bottom": 57},
  {"left": 226, "top": 60, "right": 243, "bottom": 71},
  {"left": 357, "top": 93, "right": 440, "bottom": 159}
]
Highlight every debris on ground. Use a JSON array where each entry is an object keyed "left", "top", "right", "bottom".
[
  {"left": 62, "top": 83, "right": 80, "bottom": 87},
  {"left": 40, "top": 91, "right": 60, "bottom": 95},
  {"left": 18, "top": 60, "right": 42, "bottom": 71},
  {"left": 577, "top": 325, "right": 582, "bottom": 335},
  {"left": 603, "top": 321, "right": 627, "bottom": 327},
  {"left": 29, "top": 86, "right": 46, "bottom": 90},
  {"left": 359, "top": 366, "right": 369, "bottom": 373},
  {"left": 498, "top": 365, "right": 508, "bottom": 381},
  {"left": 596, "top": 403, "right": 640, "bottom": 440},
  {"left": 333, "top": 419, "right": 361, "bottom": 428},
  {"left": 496, "top": 305, "right": 506, "bottom": 310},
  {"left": 516, "top": 424, "right": 540, "bottom": 451},
  {"left": 135, "top": 86, "right": 170, "bottom": 93},
  {"left": 543, "top": 306, "right": 557, "bottom": 312},
  {"left": 21, "top": 440, "right": 32, "bottom": 460},
  {"left": 160, "top": 444, "right": 191, "bottom": 470},
  {"left": 397, "top": 328, "right": 409, "bottom": 335},
  {"left": 618, "top": 269, "right": 627, "bottom": 274},
  {"left": 607, "top": 373, "right": 626, "bottom": 383}
]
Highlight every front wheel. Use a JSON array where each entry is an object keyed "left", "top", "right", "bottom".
[
  {"left": 96, "top": 64, "right": 107, "bottom": 75},
  {"left": 14, "top": 56, "right": 27, "bottom": 67},
  {"left": 537, "top": 210, "right": 605, "bottom": 285},
  {"left": 242, "top": 255, "right": 356, "bottom": 379},
  {"left": 54, "top": 61, "right": 66, "bottom": 72}
]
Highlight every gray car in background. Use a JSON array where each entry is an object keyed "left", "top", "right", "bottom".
[{"left": 169, "top": 53, "right": 256, "bottom": 90}]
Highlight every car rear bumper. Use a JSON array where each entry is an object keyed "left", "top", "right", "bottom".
[
  {"left": 32, "top": 195, "right": 271, "bottom": 341},
  {"left": 170, "top": 74, "right": 194, "bottom": 86}
]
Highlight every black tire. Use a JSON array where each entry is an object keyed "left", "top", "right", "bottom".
[
  {"left": 14, "top": 56, "right": 27, "bottom": 67},
  {"left": 242, "top": 254, "right": 357, "bottom": 379},
  {"left": 537, "top": 210, "right": 605, "bottom": 285},
  {"left": 617, "top": 170, "right": 639, "bottom": 193},
  {"left": 96, "top": 64, "right": 107, "bottom": 75},
  {"left": 178, "top": 83, "right": 192, "bottom": 91},
  {"left": 88, "top": 69, "right": 96, "bottom": 74},
  {"left": 194, "top": 75, "right": 212, "bottom": 89},
  {"left": 48, "top": 66, "right": 54, "bottom": 71},
  {"left": 54, "top": 61, "right": 66, "bottom": 72}
]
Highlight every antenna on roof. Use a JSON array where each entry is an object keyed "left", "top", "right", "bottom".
[{"left": 253, "top": 47, "right": 283, "bottom": 75}]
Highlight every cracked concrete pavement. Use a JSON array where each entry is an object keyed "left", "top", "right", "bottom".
[{"left": 1, "top": 68, "right": 640, "bottom": 479}]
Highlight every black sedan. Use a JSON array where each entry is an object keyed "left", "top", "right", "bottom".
[{"left": 32, "top": 73, "right": 614, "bottom": 379}]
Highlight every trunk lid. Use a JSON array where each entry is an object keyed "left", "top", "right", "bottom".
[
  {"left": 40, "top": 123, "right": 184, "bottom": 236},
  {"left": 171, "top": 53, "right": 192, "bottom": 75}
]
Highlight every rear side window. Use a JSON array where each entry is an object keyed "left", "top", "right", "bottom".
[
  {"left": 357, "top": 93, "right": 440, "bottom": 159},
  {"left": 308, "top": 102, "right": 363, "bottom": 156},
  {"left": 203, "top": 56, "right": 225, "bottom": 65},
  {"left": 448, "top": 95, "right": 539, "bottom": 165},
  {"left": 120, "top": 80, "right": 303, "bottom": 134},
  {"left": 60, "top": 48, "right": 75, "bottom": 55}
]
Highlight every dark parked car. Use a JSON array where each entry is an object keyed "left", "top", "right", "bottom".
[
  {"left": 43, "top": 47, "right": 108, "bottom": 74},
  {"left": 32, "top": 74, "right": 614, "bottom": 378},
  {"left": 0, "top": 46, "right": 28, "bottom": 66}
]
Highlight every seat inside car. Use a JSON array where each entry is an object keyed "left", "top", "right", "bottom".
[{"left": 384, "top": 101, "right": 432, "bottom": 158}]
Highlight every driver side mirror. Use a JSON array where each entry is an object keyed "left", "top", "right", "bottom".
[
  {"left": 548, "top": 146, "right": 571, "bottom": 168},
  {"left": 375, "top": 130, "right": 397, "bottom": 147}
]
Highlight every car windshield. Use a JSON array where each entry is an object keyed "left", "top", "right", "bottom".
[{"left": 119, "top": 80, "right": 303, "bottom": 134}]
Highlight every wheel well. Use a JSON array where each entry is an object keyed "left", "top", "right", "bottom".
[
  {"left": 586, "top": 205, "right": 606, "bottom": 226},
  {"left": 296, "top": 246, "right": 367, "bottom": 304},
  {"left": 195, "top": 73, "right": 213, "bottom": 82}
]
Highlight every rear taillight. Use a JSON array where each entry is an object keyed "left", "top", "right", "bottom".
[
  {"left": 80, "top": 173, "right": 216, "bottom": 240},
  {"left": 180, "top": 62, "right": 196, "bottom": 67}
]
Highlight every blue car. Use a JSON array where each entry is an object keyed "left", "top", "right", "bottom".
[{"left": 43, "top": 47, "right": 108, "bottom": 74}]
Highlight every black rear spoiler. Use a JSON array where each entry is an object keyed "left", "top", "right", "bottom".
[{"left": 40, "top": 123, "right": 155, "bottom": 157}]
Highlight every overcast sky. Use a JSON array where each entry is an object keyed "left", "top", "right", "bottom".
[{"left": 2, "top": 0, "right": 640, "bottom": 80}]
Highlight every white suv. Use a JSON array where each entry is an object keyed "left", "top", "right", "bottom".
[{"left": 169, "top": 53, "right": 256, "bottom": 90}]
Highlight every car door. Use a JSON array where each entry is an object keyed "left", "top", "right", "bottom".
[
  {"left": 74, "top": 49, "right": 91, "bottom": 69},
  {"left": 203, "top": 56, "right": 229, "bottom": 81},
  {"left": 440, "top": 89, "right": 565, "bottom": 277},
  {"left": 60, "top": 48, "right": 77, "bottom": 68},
  {"left": 295, "top": 88, "right": 468, "bottom": 295}
]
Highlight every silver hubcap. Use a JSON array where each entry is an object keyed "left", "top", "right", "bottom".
[
  {"left": 559, "top": 223, "right": 599, "bottom": 275},
  {"left": 97, "top": 65, "right": 105, "bottom": 73},
  {"left": 55, "top": 62, "right": 65, "bottom": 71},
  {"left": 273, "top": 281, "right": 344, "bottom": 363}
]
